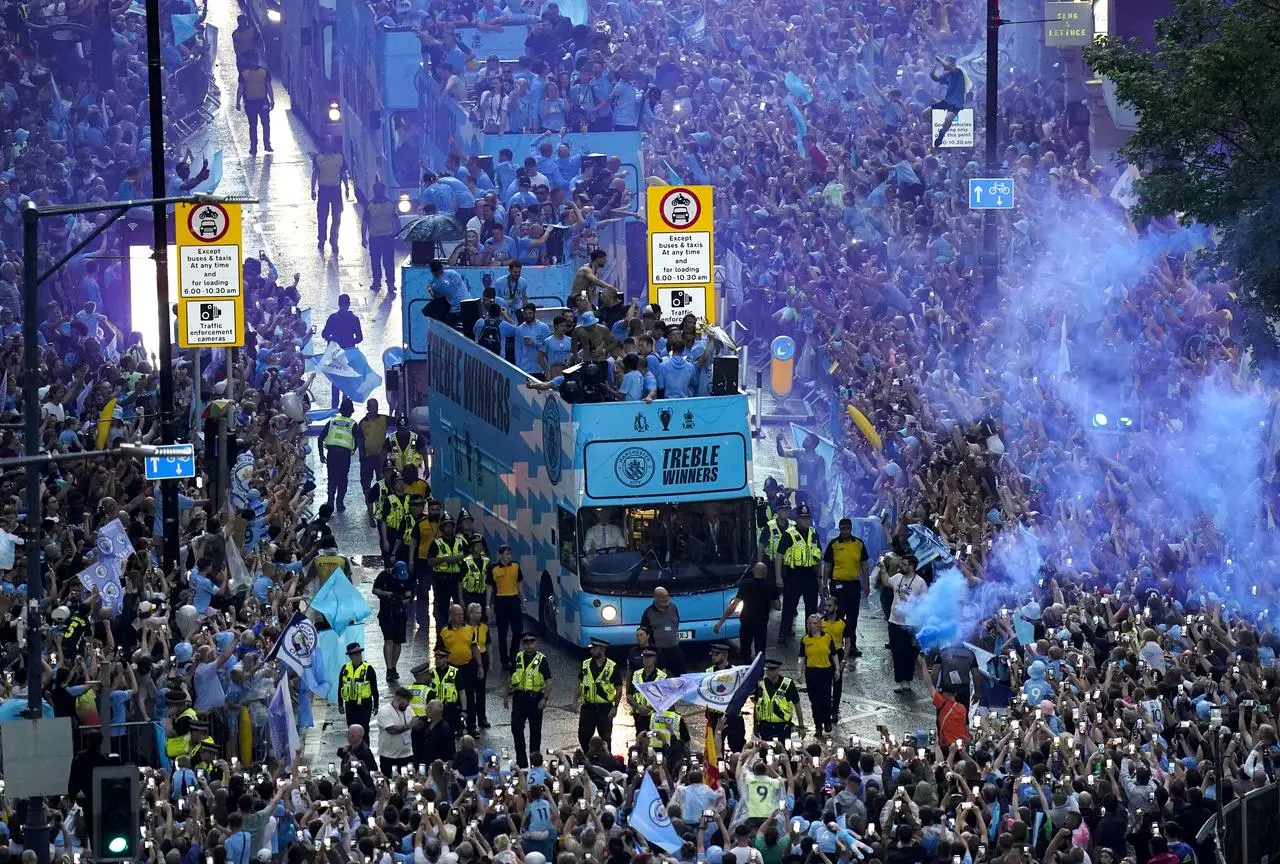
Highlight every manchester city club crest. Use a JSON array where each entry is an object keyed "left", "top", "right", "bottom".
[
  {"left": 697, "top": 667, "right": 745, "bottom": 709},
  {"left": 286, "top": 618, "right": 319, "bottom": 663},
  {"left": 542, "top": 399, "right": 562, "bottom": 484},
  {"left": 647, "top": 792, "right": 673, "bottom": 828}
]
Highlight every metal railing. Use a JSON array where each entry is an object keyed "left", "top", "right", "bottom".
[{"left": 1195, "top": 780, "right": 1279, "bottom": 864}]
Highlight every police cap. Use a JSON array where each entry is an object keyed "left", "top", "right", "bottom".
[
  {"left": 795, "top": 503, "right": 813, "bottom": 517},
  {"left": 410, "top": 661, "right": 432, "bottom": 675},
  {"left": 346, "top": 642, "right": 364, "bottom": 656},
  {"left": 709, "top": 641, "right": 731, "bottom": 654},
  {"left": 588, "top": 637, "right": 610, "bottom": 648},
  {"left": 764, "top": 657, "right": 783, "bottom": 668},
  {"left": 433, "top": 644, "right": 449, "bottom": 655},
  {"left": 521, "top": 631, "right": 539, "bottom": 641},
  {"left": 641, "top": 647, "right": 659, "bottom": 658}
]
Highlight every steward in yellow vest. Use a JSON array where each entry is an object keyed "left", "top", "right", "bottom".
[
  {"left": 628, "top": 648, "right": 667, "bottom": 735},
  {"left": 461, "top": 539, "right": 490, "bottom": 607},
  {"left": 774, "top": 503, "right": 823, "bottom": 645},
  {"left": 504, "top": 633, "right": 551, "bottom": 768},
  {"left": 574, "top": 637, "right": 622, "bottom": 750},
  {"left": 754, "top": 658, "right": 804, "bottom": 741},
  {"left": 338, "top": 643, "right": 379, "bottom": 729}
]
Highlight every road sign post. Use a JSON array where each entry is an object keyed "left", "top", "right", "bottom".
[
  {"left": 968, "top": 178, "right": 1015, "bottom": 210},
  {"left": 176, "top": 202, "right": 245, "bottom": 348},
  {"left": 646, "top": 185, "right": 716, "bottom": 326}
]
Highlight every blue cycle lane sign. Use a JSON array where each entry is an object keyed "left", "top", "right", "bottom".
[
  {"left": 968, "top": 178, "right": 1015, "bottom": 210},
  {"left": 143, "top": 444, "right": 197, "bottom": 481}
]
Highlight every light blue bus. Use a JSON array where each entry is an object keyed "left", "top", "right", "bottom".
[{"left": 414, "top": 319, "right": 751, "bottom": 647}]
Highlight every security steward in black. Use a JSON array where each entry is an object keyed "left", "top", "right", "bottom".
[
  {"left": 753, "top": 657, "right": 805, "bottom": 742},
  {"left": 774, "top": 502, "right": 822, "bottom": 644},
  {"left": 338, "top": 642, "right": 379, "bottom": 733},
  {"left": 704, "top": 641, "right": 746, "bottom": 752},
  {"left": 573, "top": 637, "right": 623, "bottom": 751},
  {"left": 504, "top": 631, "right": 552, "bottom": 768}
]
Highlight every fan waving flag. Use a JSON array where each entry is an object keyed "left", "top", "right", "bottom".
[
  {"left": 631, "top": 771, "right": 684, "bottom": 854},
  {"left": 267, "top": 676, "right": 300, "bottom": 766},
  {"left": 266, "top": 611, "right": 321, "bottom": 678},
  {"left": 634, "top": 654, "right": 765, "bottom": 714},
  {"left": 315, "top": 343, "right": 382, "bottom": 403}
]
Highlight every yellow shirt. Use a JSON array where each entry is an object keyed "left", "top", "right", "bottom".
[
  {"left": 821, "top": 618, "right": 846, "bottom": 650},
  {"left": 440, "top": 624, "right": 477, "bottom": 666},
  {"left": 416, "top": 518, "right": 440, "bottom": 559},
  {"left": 490, "top": 562, "right": 520, "bottom": 596},
  {"left": 474, "top": 622, "right": 489, "bottom": 655},
  {"left": 801, "top": 631, "right": 836, "bottom": 669}
]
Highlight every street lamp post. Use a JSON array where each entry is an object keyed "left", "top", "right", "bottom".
[
  {"left": 145, "top": 0, "right": 180, "bottom": 576},
  {"left": 982, "top": 0, "right": 1001, "bottom": 297}
]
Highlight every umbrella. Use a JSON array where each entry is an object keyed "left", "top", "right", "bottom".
[{"left": 396, "top": 214, "right": 463, "bottom": 243}]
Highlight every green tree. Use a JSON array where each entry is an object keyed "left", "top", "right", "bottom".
[{"left": 1084, "top": 0, "right": 1280, "bottom": 321}]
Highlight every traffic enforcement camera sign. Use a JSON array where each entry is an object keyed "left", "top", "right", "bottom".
[
  {"left": 176, "top": 202, "right": 245, "bottom": 348},
  {"left": 646, "top": 185, "right": 716, "bottom": 326}
]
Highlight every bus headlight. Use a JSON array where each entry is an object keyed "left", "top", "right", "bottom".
[
  {"left": 600, "top": 604, "right": 618, "bottom": 623},
  {"left": 327, "top": 102, "right": 342, "bottom": 123},
  {"left": 266, "top": 9, "right": 282, "bottom": 23},
  {"left": 397, "top": 193, "right": 413, "bottom": 214}
]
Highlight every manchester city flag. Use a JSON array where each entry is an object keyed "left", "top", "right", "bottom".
[
  {"left": 632, "top": 772, "right": 684, "bottom": 854},
  {"left": 266, "top": 611, "right": 320, "bottom": 678}
]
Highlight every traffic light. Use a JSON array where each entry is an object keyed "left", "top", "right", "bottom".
[{"left": 92, "top": 765, "right": 140, "bottom": 862}]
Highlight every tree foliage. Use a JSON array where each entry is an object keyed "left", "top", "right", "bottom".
[{"left": 1084, "top": 0, "right": 1280, "bottom": 317}]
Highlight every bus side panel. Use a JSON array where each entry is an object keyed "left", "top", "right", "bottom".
[{"left": 421, "top": 320, "right": 570, "bottom": 640}]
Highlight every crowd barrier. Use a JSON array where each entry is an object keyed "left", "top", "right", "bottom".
[{"left": 1195, "top": 780, "right": 1279, "bottom": 864}]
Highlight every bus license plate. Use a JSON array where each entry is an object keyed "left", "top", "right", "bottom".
[{"left": 678, "top": 630, "right": 694, "bottom": 640}]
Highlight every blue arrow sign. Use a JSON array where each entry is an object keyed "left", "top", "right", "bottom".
[
  {"left": 968, "top": 178, "right": 1015, "bottom": 210},
  {"left": 144, "top": 451, "right": 197, "bottom": 481}
]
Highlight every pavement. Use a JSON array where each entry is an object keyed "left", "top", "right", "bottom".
[{"left": 194, "top": 0, "right": 935, "bottom": 764}]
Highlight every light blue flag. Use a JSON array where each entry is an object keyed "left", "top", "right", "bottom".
[
  {"left": 663, "top": 160, "right": 683, "bottom": 185},
  {"left": 891, "top": 159, "right": 921, "bottom": 186},
  {"left": 631, "top": 772, "right": 684, "bottom": 854},
  {"left": 305, "top": 408, "right": 339, "bottom": 423},
  {"left": 171, "top": 13, "right": 200, "bottom": 45},
  {"left": 94, "top": 518, "right": 135, "bottom": 561},
  {"left": 310, "top": 569, "right": 373, "bottom": 633},
  {"left": 316, "top": 345, "right": 382, "bottom": 403},
  {"left": 784, "top": 71, "right": 813, "bottom": 105},
  {"left": 49, "top": 72, "right": 67, "bottom": 124},
  {"left": 298, "top": 639, "right": 327, "bottom": 727},
  {"left": 315, "top": 628, "right": 344, "bottom": 703},
  {"left": 192, "top": 149, "right": 223, "bottom": 195},
  {"left": 76, "top": 557, "right": 125, "bottom": 614},
  {"left": 867, "top": 181, "right": 887, "bottom": 208},
  {"left": 784, "top": 98, "right": 807, "bottom": 154}
]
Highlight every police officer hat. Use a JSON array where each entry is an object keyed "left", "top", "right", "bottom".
[
  {"left": 521, "top": 631, "right": 539, "bottom": 641},
  {"left": 588, "top": 637, "right": 609, "bottom": 648},
  {"left": 795, "top": 503, "right": 813, "bottom": 517},
  {"left": 433, "top": 644, "right": 449, "bottom": 655},
  {"left": 469, "top": 535, "right": 485, "bottom": 546},
  {"left": 498, "top": 544, "right": 512, "bottom": 553},
  {"left": 411, "top": 661, "right": 432, "bottom": 676},
  {"left": 439, "top": 512, "right": 455, "bottom": 525},
  {"left": 165, "top": 687, "right": 190, "bottom": 704},
  {"left": 764, "top": 657, "right": 783, "bottom": 668},
  {"left": 641, "top": 647, "right": 658, "bottom": 658},
  {"left": 709, "top": 641, "right": 731, "bottom": 654},
  {"left": 458, "top": 509, "right": 473, "bottom": 522},
  {"left": 346, "top": 642, "right": 364, "bottom": 656}
]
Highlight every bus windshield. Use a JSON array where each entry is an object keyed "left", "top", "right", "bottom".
[{"left": 577, "top": 498, "right": 756, "bottom": 595}]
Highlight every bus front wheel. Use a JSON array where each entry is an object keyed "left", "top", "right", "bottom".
[{"left": 538, "top": 574, "right": 558, "bottom": 645}]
